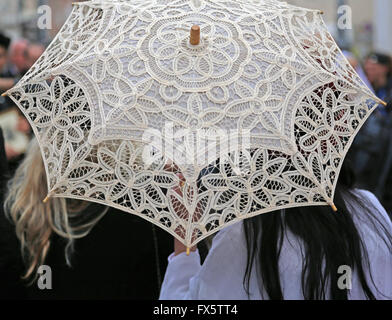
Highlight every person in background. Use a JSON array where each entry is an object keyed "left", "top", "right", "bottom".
[
  {"left": 347, "top": 53, "right": 392, "bottom": 216},
  {"left": 4, "top": 41, "right": 44, "bottom": 172},
  {"left": 364, "top": 53, "right": 392, "bottom": 109},
  {"left": 0, "top": 33, "right": 15, "bottom": 112},
  {"left": 160, "top": 160, "right": 392, "bottom": 300},
  {"left": 24, "top": 43, "right": 45, "bottom": 71},
  {"left": 0, "top": 33, "right": 28, "bottom": 162},
  {"left": 9, "top": 39, "right": 29, "bottom": 76}
]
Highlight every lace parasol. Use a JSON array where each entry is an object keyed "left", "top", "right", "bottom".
[{"left": 3, "top": 0, "right": 386, "bottom": 252}]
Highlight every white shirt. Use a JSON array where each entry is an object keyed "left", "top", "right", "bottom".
[{"left": 159, "top": 190, "right": 392, "bottom": 300}]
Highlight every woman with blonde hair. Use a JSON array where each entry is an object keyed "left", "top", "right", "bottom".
[{"left": 1, "top": 138, "right": 174, "bottom": 299}]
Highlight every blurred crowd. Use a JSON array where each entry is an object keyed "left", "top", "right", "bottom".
[
  {"left": 0, "top": 33, "right": 44, "bottom": 171},
  {"left": 345, "top": 51, "right": 392, "bottom": 214}
]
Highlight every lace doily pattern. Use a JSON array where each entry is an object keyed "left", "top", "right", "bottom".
[
  {"left": 6, "top": 0, "right": 382, "bottom": 247},
  {"left": 139, "top": 14, "right": 251, "bottom": 91},
  {"left": 21, "top": 5, "right": 105, "bottom": 84}
]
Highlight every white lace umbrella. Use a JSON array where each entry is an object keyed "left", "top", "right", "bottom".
[{"left": 3, "top": 0, "right": 386, "bottom": 253}]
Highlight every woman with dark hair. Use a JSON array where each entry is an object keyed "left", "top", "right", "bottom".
[{"left": 159, "top": 160, "right": 392, "bottom": 300}]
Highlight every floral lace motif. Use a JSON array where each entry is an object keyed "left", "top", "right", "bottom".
[{"left": 7, "top": 0, "right": 381, "bottom": 247}]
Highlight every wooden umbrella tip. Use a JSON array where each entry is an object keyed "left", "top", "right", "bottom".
[
  {"left": 186, "top": 247, "right": 190, "bottom": 256},
  {"left": 43, "top": 196, "right": 50, "bottom": 204},
  {"left": 331, "top": 203, "right": 338, "bottom": 212},
  {"left": 1, "top": 93, "right": 6, "bottom": 97},
  {"left": 381, "top": 100, "right": 388, "bottom": 107},
  {"left": 190, "top": 25, "right": 201, "bottom": 46}
]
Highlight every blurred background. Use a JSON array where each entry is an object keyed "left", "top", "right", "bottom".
[
  {"left": 0, "top": 0, "right": 391, "bottom": 56},
  {"left": 289, "top": 0, "right": 392, "bottom": 57},
  {"left": 0, "top": 0, "right": 392, "bottom": 214}
]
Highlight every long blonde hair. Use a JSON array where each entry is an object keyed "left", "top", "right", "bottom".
[{"left": 4, "top": 139, "right": 108, "bottom": 280}]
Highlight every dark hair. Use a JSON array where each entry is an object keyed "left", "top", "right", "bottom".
[
  {"left": 0, "top": 33, "right": 11, "bottom": 51},
  {"left": 243, "top": 160, "right": 392, "bottom": 300}
]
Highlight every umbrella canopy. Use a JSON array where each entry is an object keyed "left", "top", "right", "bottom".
[{"left": 3, "top": 0, "right": 385, "bottom": 250}]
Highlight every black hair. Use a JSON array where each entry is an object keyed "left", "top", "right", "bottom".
[
  {"left": 243, "top": 160, "right": 392, "bottom": 299},
  {"left": 0, "top": 33, "right": 11, "bottom": 51}
]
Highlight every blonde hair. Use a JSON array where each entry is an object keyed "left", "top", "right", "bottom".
[{"left": 4, "top": 139, "right": 108, "bottom": 281}]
